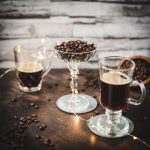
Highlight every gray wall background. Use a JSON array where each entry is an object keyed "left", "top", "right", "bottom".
[{"left": 0, "top": 0, "right": 150, "bottom": 68}]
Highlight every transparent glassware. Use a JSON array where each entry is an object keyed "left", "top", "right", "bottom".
[
  {"left": 88, "top": 56, "right": 146, "bottom": 138},
  {"left": 14, "top": 39, "right": 54, "bottom": 92},
  {"left": 55, "top": 41, "right": 97, "bottom": 113}
]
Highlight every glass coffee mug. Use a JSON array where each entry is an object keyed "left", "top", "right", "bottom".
[
  {"left": 88, "top": 56, "right": 146, "bottom": 138},
  {"left": 14, "top": 42, "right": 53, "bottom": 92}
]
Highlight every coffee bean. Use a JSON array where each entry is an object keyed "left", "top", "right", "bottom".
[
  {"left": 30, "top": 102, "right": 35, "bottom": 107},
  {"left": 19, "top": 121, "right": 24, "bottom": 125},
  {"left": 44, "top": 138, "right": 51, "bottom": 145},
  {"left": 34, "top": 105, "right": 39, "bottom": 109},
  {"left": 20, "top": 116, "right": 24, "bottom": 120},
  {"left": 11, "top": 98, "right": 17, "bottom": 103},
  {"left": 42, "top": 124, "right": 47, "bottom": 129},
  {"left": 34, "top": 119, "right": 39, "bottom": 123},
  {"left": 55, "top": 83, "right": 58, "bottom": 87},
  {"left": 38, "top": 124, "right": 47, "bottom": 130},
  {"left": 14, "top": 116, "right": 18, "bottom": 120},
  {"left": 35, "top": 135, "right": 41, "bottom": 139},
  {"left": 27, "top": 120, "right": 32, "bottom": 124},
  {"left": 39, "top": 126, "right": 43, "bottom": 130},
  {"left": 47, "top": 98, "right": 51, "bottom": 102},
  {"left": 32, "top": 114, "right": 37, "bottom": 118}
]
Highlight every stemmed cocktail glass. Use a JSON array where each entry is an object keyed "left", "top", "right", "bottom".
[{"left": 55, "top": 40, "right": 97, "bottom": 114}]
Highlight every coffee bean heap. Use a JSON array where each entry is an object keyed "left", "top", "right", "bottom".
[
  {"left": 11, "top": 98, "right": 18, "bottom": 103},
  {"left": 121, "top": 58, "right": 150, "bottom": 82},
  {"left": 133, "top": 59, "right": 150, "bottom": 81},
  {"left": 55, "top": 40, "right": 96, "bottom": 62}
]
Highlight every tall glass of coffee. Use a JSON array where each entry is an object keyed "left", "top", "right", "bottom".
[
  {"left": 88, "top": 56, "right": 146, "bottom": 138},
  {"left": 14, "top": 40, "right": 53, "bottom": 92}
]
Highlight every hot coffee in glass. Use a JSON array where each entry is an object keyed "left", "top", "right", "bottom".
[
  {"left": 14, "top": 42, "right": 53, "bottom": 92},
  {"left": 88, "top": 56, "right": 146, "bottom": 138},
  {"left": 16, "top": 62, "right": 43, "bottom": 89},
  {"left": 100, "top": 71, "right": 131, "bottom": 111}
]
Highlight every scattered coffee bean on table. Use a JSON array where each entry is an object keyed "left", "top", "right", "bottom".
[
  {"left": 38, "top": 124, "right": 47, "bottom": 131},
  {"left": 35, "top": 135, "right": 41, "bottom": 139},
  {"left": 44, "top": 138, "right": 51, "bottom": 145},
  {"left": 34, "top": 105, "right": 39, "bottom": 109},
  {"left": 11, "top": 98, "right": 17, "bottom": 103},
  {"left": 47, "top": 98, "right": 51, "bottom": 102},
  {"left": 1, "top": 113, "right": 50, "bottom": 149},
  {"left": 30, "top": 102, "right": 35, "bottom": 107}
]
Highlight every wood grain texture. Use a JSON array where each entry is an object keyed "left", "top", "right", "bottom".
[
  {"left": 74, "top": 24, "right": 150, "bottom": 38},
  {"left": 50, "top": 2, "right": 150, "bottom": 17},
  {"left": 0, "top": 1, "right": 150, "bottom": 18},
  {"left": 0, "top": 38, "right": 149, "bottom": 61},
  {"left": 0, "top": 19, "right": 150, "bottom": 39},
  {"left": 0, "top": 69, "right": 150, "bottom": 150},
  {"left": 0, "top": 0, "right": 150, "bottom": 68},
  {"left": 52, "top": 0, "right": 150, "bottom": 3}
]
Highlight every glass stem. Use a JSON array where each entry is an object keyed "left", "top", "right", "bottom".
[
  {"left": 70, "top": 66, "right": 79, "bottom": 103},
  {"left": 105, "top": 109, "right": 122, "bottom": 134}
]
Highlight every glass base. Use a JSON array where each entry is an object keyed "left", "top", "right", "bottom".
[
  {"left": 88, "top": 114, "right": 134, "bottom": 138},
  {"left": 56, "top": 94, "right": 97, "bottom": 114},
  {"left": 19, "top": 82, "right": 42, "bottom": 92}
]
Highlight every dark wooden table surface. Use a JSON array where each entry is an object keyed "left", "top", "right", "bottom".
[{"left": 0, "top": 69, "right": 150, "bottom": 150}]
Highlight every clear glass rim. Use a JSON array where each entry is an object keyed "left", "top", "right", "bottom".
[
  {"left": 14, "top": 44, "right": 43, "bottom": 53},
  {"left": 14, "top": 44, "right": 52, "bottom": 54},
  {"left": 98, "top": 56, "right": 135, "bottom": 71}
]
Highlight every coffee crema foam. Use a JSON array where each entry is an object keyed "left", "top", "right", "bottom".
[
  {"left": 17, "top": 62, "right": 43, "bottom": 73},
  {"left": 101, "top": 71, "right": 131, "bottom": 85}
]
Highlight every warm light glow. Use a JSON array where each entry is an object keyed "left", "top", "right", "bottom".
[
  {"left": 17, "top": 44, "right": 21, "bottom": 53},
  {"left": 90, "top": 135, "right": 96, "bottom": 145},
  {"left": 133, "top": 136, "right": 138, "bottom": 140},
  {"left": 75, "top": 116, "right": 79, "bottom": 125},
  {"left": 41, "top": 38, "right": 45, "bottom": 44}
]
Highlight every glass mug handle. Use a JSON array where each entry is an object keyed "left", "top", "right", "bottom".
[
  {"left": 43, "top": 53, "right": 53, "bottom": 77},
  {"left": 128, "top": 80, "right": 146, "bottom": 105},
  {"left": 38, "top": 47, "right": 54, "bottom": 77}
]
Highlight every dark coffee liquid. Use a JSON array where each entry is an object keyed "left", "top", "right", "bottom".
[
  {"left": 100, "top": 72, "right": 131, "bottom": 111},
  {"left": 16, "top": 63, "right": 43, "bottom": 88}
]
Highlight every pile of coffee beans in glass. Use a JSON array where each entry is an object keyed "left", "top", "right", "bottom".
[{"left": 55, "top": 40, "right": 96, "bottom": 62}]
